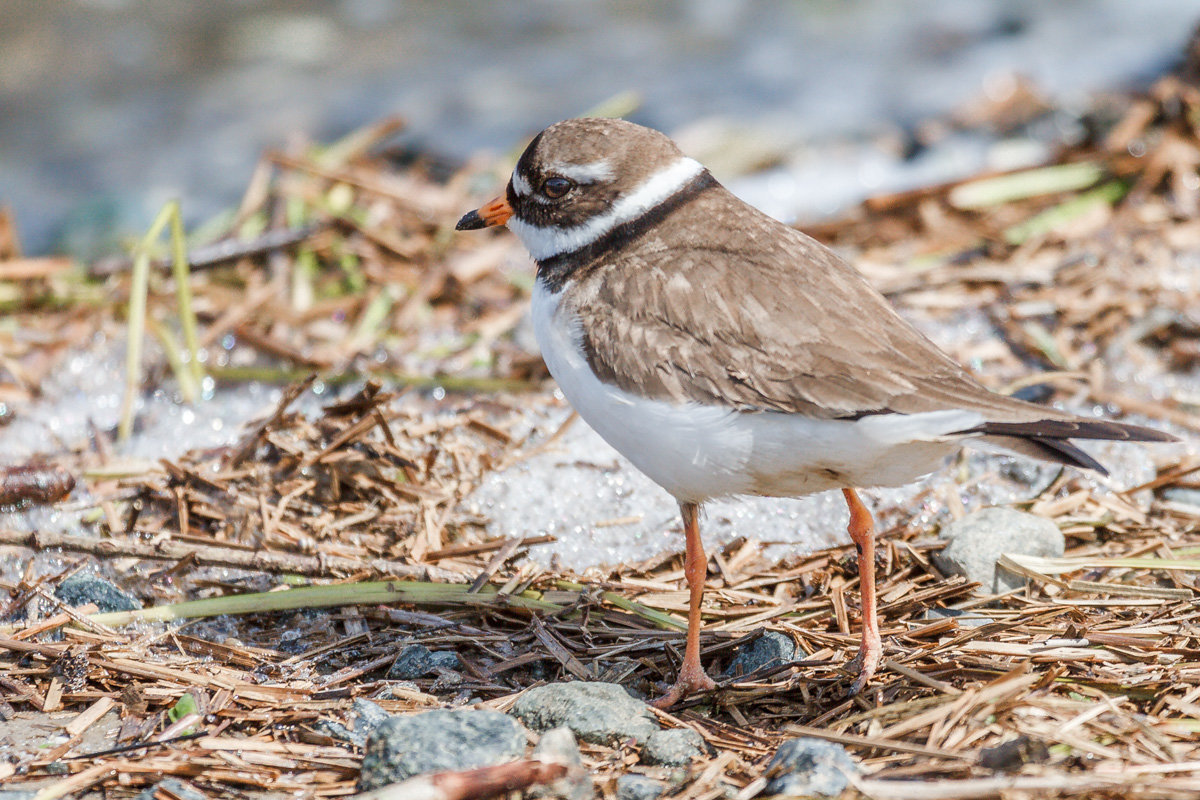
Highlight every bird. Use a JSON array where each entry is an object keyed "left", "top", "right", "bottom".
[{"left": 455, "top": 117, "right": 1176, "bottom": 708}]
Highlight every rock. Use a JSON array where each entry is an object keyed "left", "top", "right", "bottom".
[
  {"left": 641, "top": 727, "right": 705, "bottom": 766},
  {"left": 387, "top": 643, "right": 460, "bottom": 679},
  {"left": 358, "top": 709, "right": 527, "bottom": 790},
  {"left": 933, "top": 507, "right": 1063, "bottom": 593},
  {"left": 531, "top": 727, "right": 591, "bottom": 800},
  {"left": 352, "top": 697, "right": 390, "bottom": 735},
  {"left": 511, "top": 681, "right": 659, "bottom": 745},
  {"left": 55, "top": 572, "right": 140, "bottom": 613},
  {"left": 135, "top": 779, "right": 206, "bottom": 800},
  {"left": 1164, "top": 487, "right": 1200, "bottom": 507},
  {"left": 725, "top": 631, "right": 796, "bottom": 677},
  {"left": 616, "top": 775, "right": 665, "bottom": 800},
  {"left": 922, "top": 607, "right": 995, "bottom": 628},
  {"left": 763, "top": 738, "right": 860, "bottom": 798},
  {"left": 314, "top": 698, "right": 391, "bottom": 747},
  {"left": 0, "top": 792, "right": 39, "bottom": 800}
]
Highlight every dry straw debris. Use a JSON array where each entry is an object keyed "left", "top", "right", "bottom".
[{"left": 1, "top": 66, "right": 1200, "bottom": 800}]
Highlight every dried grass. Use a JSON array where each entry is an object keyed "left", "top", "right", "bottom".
[{"left": 0, "top": 71, "right": 1199, "bottom": 800}]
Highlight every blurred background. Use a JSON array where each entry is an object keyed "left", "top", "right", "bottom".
[{"left": 2, "top": 0, "right": 1198, "bottom": 259}]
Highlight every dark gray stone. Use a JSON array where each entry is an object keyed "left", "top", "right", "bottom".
[
  {"left": 511, "top": 681, "right": 658, "bottom": 745},
  {"left": 387, "top": 643, "right": 460, "bottom": 679},
  {"left": 55, "top": 572, "right": 140, "bottom": 613},
  {"left": 135, "top": 779, "right": 206, "bottom": 800},
  {"left": 616, "top": 775, "right": 665, "bottom": 800},
  {"left": 642, "top": 727, "right": 705, "bottom": 766},
  {"left": 764, "top": 738, "right": 860, "bottom": 797},
  {"left": 933, "top": 507, "right": 1063, "bottom": 593},
  {"left": 358, "top": 709, "right": 527, "bottom": 790},
  {"left": 725, "top": 631, "right": 797, "bottom": 677},
  {"left": 922, "top": 607, "right": 995, "bottom": 628},
  {"left": 531, "top": 727, "right": 591, "bottom": 800}
]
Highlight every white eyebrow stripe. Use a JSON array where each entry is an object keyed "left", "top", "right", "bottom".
[
  {"left": 511, "top": 169, "right": 533, "bottom": 197},
  {"left": 508, "top": 156, "right": 705, "bottom": 262},
  {"left": 555, "top": 159, "right": 614, "bottom": 183}
]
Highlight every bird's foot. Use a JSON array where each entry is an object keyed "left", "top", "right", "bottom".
[
  {"left": 846, "top": 631, "right": 882, "bottom": 695},
  {"left": 651, "top": 661, "right": 717, "bottom": 709}
]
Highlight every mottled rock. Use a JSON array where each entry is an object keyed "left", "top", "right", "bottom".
[
  {"left": 531, "top": 727, "right": 591, "bottom": 800},
  {"left": 725, "top": 631, "right": 797, "bottom": 677},
  {"left": 764, "top": 738, "right": 860, "bottom": 797},
  {"left": 616, "top": 775, "right": 665, "bottom": 800},
  {"left": 922, "top": 607, "right": 995, "bottom": 628},
  {"left": 55, "top": 572, "right": 140, "bottom": 613},
  {"left": 933, "top": 507, "right": 1063, "bottom": 593},
  {"left": 511, "top": 681, "right": 658, "bottom": 745},
  {"left": 642, "top": 727, "right": 705, "bottom": 766},
  {"left": 358, "top": 709, "right": 527, "bottom": 790},
  {"left": 1164, "top": 487, "right": 1200, "bottom": 507},
  {"left": 386, "top": 643, "right": 460, "bottom": 679},
  {"left": 135, "top": 779, "right": 205, "bottom": 800},
  {"left": 315, "top": 698, "right": 391, "bottom": 746}
]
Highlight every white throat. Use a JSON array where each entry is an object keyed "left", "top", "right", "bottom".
[{"left": 508, "top": 156, "right": 704, "bottom": 261}]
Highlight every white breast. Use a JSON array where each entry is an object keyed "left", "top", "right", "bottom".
[{"left": 530, "top": 283, "right": 983, "bottom": 504}]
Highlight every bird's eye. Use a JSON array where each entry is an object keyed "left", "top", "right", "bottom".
[{"left": 541, "top": 176, "right": 574, "bottom": 199}]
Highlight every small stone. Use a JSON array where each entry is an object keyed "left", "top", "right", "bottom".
[
  {"left": 135, "top": 779, "right": 206, "bottom": 800},
  {"left": 641, "top": 727, "right": 705, "bottom": 766},
  {"left": 764, "top": 738, "right": 860, "bottom": 798},
  {"left": 616, "top": 775, "right": 665, "bottom": 800},
  {"left": 531, "top": 727, "right": 591, "bottom": 800},
  {"left": 511, "top": 681, "right": 658, "bottom": 745},
  {"left": 933, "top": 507, "right": 1063, "bottom": 593},
  {"left": 386, "top": 643, "right": 460, "bottom": 679},
  {"left": 1164, "top": 487, "right": 1200, "bottom": 507},
  {"left": 358, "top": 709, "right": 527, "bottom": 790},
  {"left": 979, "top": 735, "right": 1050, "bottom": 771},
  {"left": 314, "top": 718, "right": 361, "bottom": 747},
  {"left": 352, "top": 697, "right": 390, "bottom": 735},
  {"left": 55, "top": 572, "right": 140, "bottom": 613},
  {"left": 922, "top": 607, "right": 995, "bottom": 628},
  {"left": 725, "top": 631, "right": 797, "bottom": 677}
]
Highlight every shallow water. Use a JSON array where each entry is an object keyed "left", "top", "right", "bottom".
[{"left": 3, "top": 0, "right": 1197, "bottom": 255}]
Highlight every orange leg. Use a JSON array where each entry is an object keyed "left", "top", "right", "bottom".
[
  {"left": 651, "top": 501, "right": 717, "bottom": 709},
  {"left": 842, "top": 488, "right": 882, "bottom": 694}
]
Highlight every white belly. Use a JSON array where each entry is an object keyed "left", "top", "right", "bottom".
[{"left": 530, "top": 283, "right": 981, "bottom": 504}]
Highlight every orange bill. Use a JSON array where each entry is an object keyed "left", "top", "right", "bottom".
[{"left": 455, "top": 195, "right": 513, "bottom": 230}]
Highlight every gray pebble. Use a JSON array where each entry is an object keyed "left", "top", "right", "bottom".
[
  {"left": 512, "top": 681, "right": 659, "bottom": 745},
  {"left": 135, "top": 779, "right": 206, "bottom": 800},
  {"left": 764, "top": 738, "right": 860, "bottom": 797},
  {"left": 616, "top": 775, "right": 665, "bottom": 800},
  {"left": 55, "top": 572, "right": 140, "bottom": 613},
  {"left": 387, "top": 643, "right": 460, "bottom": 679},
  {"left": 933, "top": 507, "right": 1063, "bottom": 593},
  {"left": 358, "top": 709, "right": 527, "bottom": 790},
  {"left": 922, "top": 607, "right": 995, "bottom": 628},
  {"left": 1164, "top": 487, "right": 1200, "bottom": 507},
  {"left": 352, "top": 697, "right": 390, "bottom": 735},
  {"left": 725, "top": 631, "right": 797, "bottom": 677},
  {"left": 314, "top": 718, "right": 362, "bottom": 747},
  {"left": 531, "top": 727, "right": 591, "bottom": 800},
  {"left": 641, "top": 727, "right": 705, "bottom": 766}
]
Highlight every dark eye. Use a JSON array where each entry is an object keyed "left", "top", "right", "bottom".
[{"left": 541, "top": 176, "right": 574, "bottom": 199}]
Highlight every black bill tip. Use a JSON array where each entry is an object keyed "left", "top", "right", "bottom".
[{"left": 455, "top": 209, "right": 486, "bottom": 231}]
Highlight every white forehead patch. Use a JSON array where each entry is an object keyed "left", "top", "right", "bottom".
[
  {"left": 509, "top": 156, "right": 705, "bottom": 262},
  {"left": 511, "top": 169, "right": 533, "bottom": 198}
]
